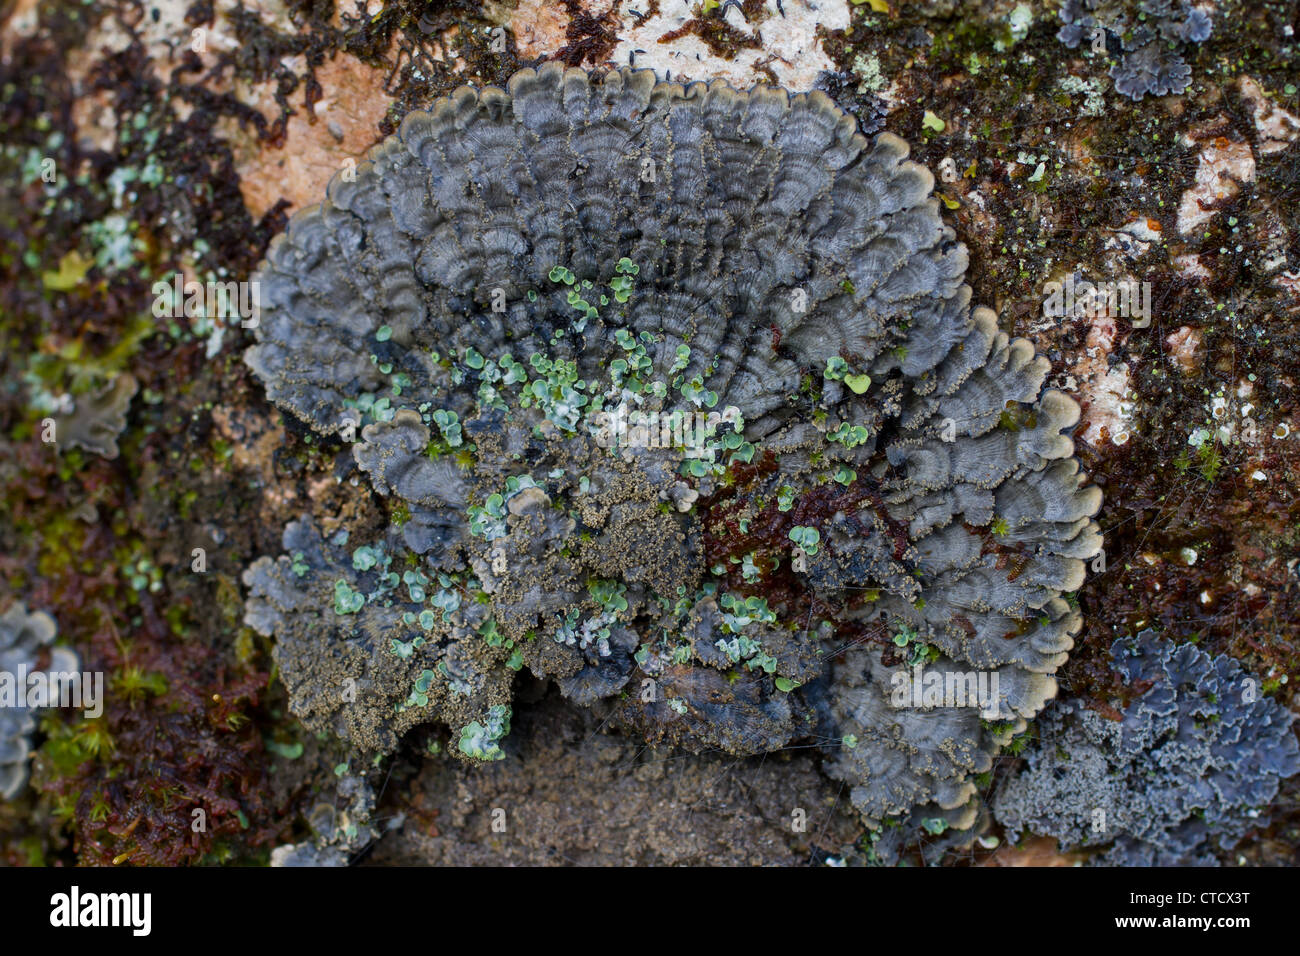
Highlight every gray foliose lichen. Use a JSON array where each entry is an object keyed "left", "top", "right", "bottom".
[
  {"left": 269, "top": 767, "right": 378, "bottom": 867},
  {"left": 243, "top": 64, "right": 1102, "bottom": 833},
  {"left": 995, "top": 630, "right": 1300, "bottom": 865},
  {"left": 1058, "top": 0, "right": 1213, "bottom": 100}
]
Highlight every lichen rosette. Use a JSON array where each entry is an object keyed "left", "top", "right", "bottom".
[{"left": 243, "top": 64, "right": 1102, "bottom": 830}]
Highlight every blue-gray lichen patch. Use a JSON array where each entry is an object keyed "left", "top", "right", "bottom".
[
  {"left": 243, "top": 64, "right": 1102, "bottom": 830},
  {"left": 994, "top": 630, "right": 1300, "bottom": 865},
  {"left": 1058, "top": 0, "right": 1213, "bottom": 100}
]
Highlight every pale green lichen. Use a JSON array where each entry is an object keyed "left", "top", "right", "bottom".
[{"left": 457, "top": 705, "right": 512, "bottom": 761}]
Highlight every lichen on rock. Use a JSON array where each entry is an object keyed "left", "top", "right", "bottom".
[
  {"left": 1058, "top": 0, "right": 1213, "bottom": 101},
  {"left": 243, "top": 63, "right": 1101, "bottom": 834},
  {"left": 269, "top": 766, "right": 378, "bottom": 868},
  {"left": 994, "top": 630, "right": 1300, "bottom": 865}
]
